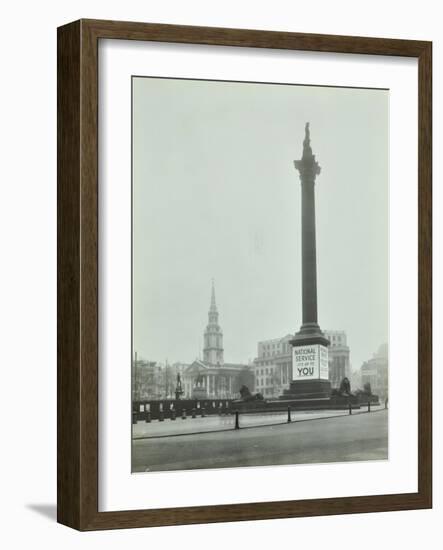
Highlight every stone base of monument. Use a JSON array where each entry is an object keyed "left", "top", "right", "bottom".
[
  {"left": 228, "top": 391, "right": 380, "bottom": 413},
  {"left": 191, "top": 387, "right": 207, "bottom": 399},
  {"left": 277, "top": 379, "right": 340, "bottom": 410},
  {"left": 280, "top": 379, "right": 332, "bottom": 400},
  {"left": 275, "top": 390, "right": 380, "bottom": 411},
  {"left": 282, "top": 334, "right": 333, "bottom": 407}
]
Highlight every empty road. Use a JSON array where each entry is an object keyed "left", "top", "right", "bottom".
[{"left": 132, "top": 409, "right": 388, "bottom": 472}]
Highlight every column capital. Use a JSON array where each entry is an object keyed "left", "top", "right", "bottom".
[{"left": 294, "top": 122, "right": 321, "bottom": 182}]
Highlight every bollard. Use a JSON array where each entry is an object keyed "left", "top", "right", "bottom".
[
  {"left": 132, "top": 412, "right": 137, "bottom": 425},
  {"left": 235, "top": 410, "right": 240, "bottom": 430},
  {"left": 191, "top": 408, "right": 196, "bottom": 419},
  {"left": 171, "top": 410, "right": 176, "bottom": 421},
  {"left": 145, "top": 411, "right": 151, "bottom": 423},
  {"left": 201, "top": 407, "right": 206, "bottom": 418},
  {"left": 287, "top": 406, "right": 292, "bottom": 423},
  {"left": 348, "top": 402, "right": 352, "bottom": 415},
  {"left": 181, "top": 409, "right": 187, "bottom": 420},
  {"left": 368, "top": 401, "right": 371, "bottom": 413},
  {"left": 159, "top": 411, "right": 164, "bottom": 422}
]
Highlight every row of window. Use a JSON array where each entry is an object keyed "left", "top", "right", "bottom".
[
  {"left": 256, "top": 367, "right": 273, "bottom": 375},
  {"left": 256, "top": 377, "right": 276, "bottom": 387},
  {"left": 256, "top": 360, "right": 275, "bottom": 366},
  {"left": 255, "top": 363, "right": 291, "bottom": 374},
  {"left": 260, "top": 336, "right": 346, "bottom": 350},
  {"left": 326, "top": 334, "right": 345, "bottom": 345},
  {"left": 260, "top": 341, "right": 291, "bottom": 351}
]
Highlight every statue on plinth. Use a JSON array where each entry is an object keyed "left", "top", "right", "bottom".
[
  {"left": 192, "top": 373, "right": 207, "bottom": 399},
  {"left": 174, "top": 372, "right": 184, "bottom": 400}
]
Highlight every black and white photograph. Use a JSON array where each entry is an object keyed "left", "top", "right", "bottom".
[
  {"left": 2, "top": 0, "right": 436, "bottom": 543},
  {"left": 131, "top": 76, "right": 389, "bottom": 473}
]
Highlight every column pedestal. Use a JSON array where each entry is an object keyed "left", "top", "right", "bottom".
[{"left": 281, "top": 336, "right": 331, "bottom": 401}]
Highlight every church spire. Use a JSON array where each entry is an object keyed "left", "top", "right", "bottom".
[
  {"left": 210, "top": 278, "right": 217, "bottom": 312},
  {"left": 203, "top": 280, "right": 224, "bottom": 365}
]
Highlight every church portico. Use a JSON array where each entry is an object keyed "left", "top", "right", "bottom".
[{"left": 184, "top": 359, "right": 245, "bottom": 399}]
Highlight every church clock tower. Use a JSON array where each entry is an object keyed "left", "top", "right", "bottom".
[{"left": 203, "top": 280, "right": 224, "bottom": 365}]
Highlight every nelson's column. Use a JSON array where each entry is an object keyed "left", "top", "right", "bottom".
[{"left": 281, "top": 123, "right": 331, "bottom": 402}]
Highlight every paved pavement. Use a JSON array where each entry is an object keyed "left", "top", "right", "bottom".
[
  {"left": 132, "top": 408, "right": 388, "bottom": 472},
  {"left": 132, "top": 405, "right": 385, "bottom": 439}
]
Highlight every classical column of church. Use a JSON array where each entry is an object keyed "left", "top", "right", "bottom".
[{"left": 203, "top": 280, "right": 224, "bottom": 365}]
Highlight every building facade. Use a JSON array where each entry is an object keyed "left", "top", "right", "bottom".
[
  {"left": 252, "top": 330, "right": 350, "bottom": 398},
  {"left": 253, "top": 335, "right": 293, "bottom": 398},
  {"left": 349, "top": 368, "right": 362, "bottom": 392},
  {"left": 360, "top": 343, "right": 389, "bottom": 400},
  {"left": 182, "top": 282, "right": 251, "bottom": 399},
  {"left": 132, "top": 358, "right": 164, "bottom": 400},
  {"left": 182, "top": 360, "right": 251, "bottom": 399},
  {"left": 322, "top": 330, "right": 351, "bottom": 389},
  {"left": 132, "top": 359, "right": 192, "bottom": 400}
]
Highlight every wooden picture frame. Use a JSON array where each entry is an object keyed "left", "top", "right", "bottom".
[{"left": 57, "top": 19, "right": 432, "bottom": 530}]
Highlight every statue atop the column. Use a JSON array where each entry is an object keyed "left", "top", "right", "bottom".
[
  {"left": 294, "top": 122, "right": 321, "bottom": 179},
  {"left": 303, "top": 122, "right": 312, "bottom": 157}
]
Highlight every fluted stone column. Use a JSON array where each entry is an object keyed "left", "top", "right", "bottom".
[{"left": 284, "top": 123, "right": 331, "bottom": 400}]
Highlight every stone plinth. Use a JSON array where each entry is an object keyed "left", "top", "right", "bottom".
[
  {"left": 281, "top": 379, "right": 331, "bottom": 400},
  {"left": 192, "top": 387, "right": 207, "bottom": 399}
]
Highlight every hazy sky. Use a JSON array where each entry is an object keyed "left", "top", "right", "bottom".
[{"left": 133, "top": 77, "right": 388, "bottom": 371}]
